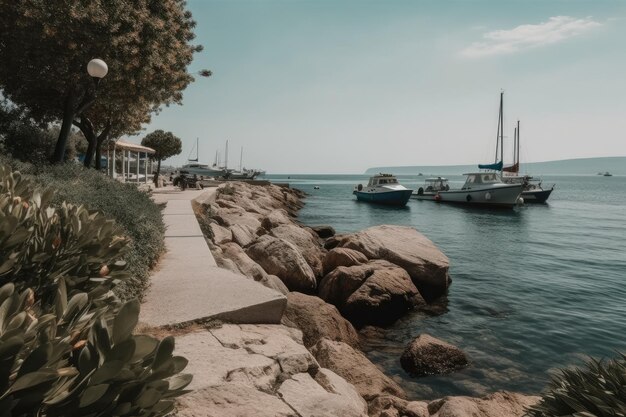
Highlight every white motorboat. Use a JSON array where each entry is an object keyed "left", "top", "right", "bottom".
[
  {"left": 432, "top": 172, "right": 523, "bottom": 207},
  {"left": 412, "top": 177, "right": 450, "bottom": 200},
  {"left": 182, "top": 138, "right": 226, "bottom": 177},
  {"left": 353, "top": 173, "right": 413, "bottom": 206}
]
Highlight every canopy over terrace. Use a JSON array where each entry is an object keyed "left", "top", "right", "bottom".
[{"left": 106, "top": 140, "right": 156, "bottom": 183}]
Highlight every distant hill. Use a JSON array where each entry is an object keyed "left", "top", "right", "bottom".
[{"left": 365, "top": 156, "right": 626, "bottom": 176}]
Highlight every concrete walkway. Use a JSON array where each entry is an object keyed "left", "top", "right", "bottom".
[{"left": 140, "top": 187, "right": 286, "bottom": 327}]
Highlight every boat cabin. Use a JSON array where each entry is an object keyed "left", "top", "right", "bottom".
[
  {"left": 368, "top": 174, "right": 399, "bottom": 187},
  {"left": 424, "top": 177, "right": 449, "bottom": 192},
  {"left": 462, "top": 172, "right": 501, "bottom": 189}
]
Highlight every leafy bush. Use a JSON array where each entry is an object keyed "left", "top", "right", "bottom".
[
  {"left": 0, "top": 166, "right": 191, "bottom": 416},
  {"left": 0, "top": 166, "right": 129, "bottom": 305},
  {"left": 527, "top": 355, "right": 626, "bottom": 417},
  {"left": 0, "top": 283, "right": 192, "bottom": 417},
  {"left": 0, "top": 158, "right": 165, "bottom": 301}
]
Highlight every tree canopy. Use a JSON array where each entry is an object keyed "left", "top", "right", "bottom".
[
  {"left": 0, "top": 0, "right": 203, "bottom": 162},
  {"left": 141, "top": 129, "right": 182, "bottom": 186}
]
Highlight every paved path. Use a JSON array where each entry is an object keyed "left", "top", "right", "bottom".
[{"left": 140, "top": 187, "right": 286, "bottom": 327}]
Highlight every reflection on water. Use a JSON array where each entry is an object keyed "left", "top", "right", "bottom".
[{"left": 268, "top": 174, "right": 626, "bottom": 399}]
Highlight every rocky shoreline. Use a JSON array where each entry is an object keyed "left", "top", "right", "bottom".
[{"left": 191, "top": 182, "right": 539, "bottom": 416}]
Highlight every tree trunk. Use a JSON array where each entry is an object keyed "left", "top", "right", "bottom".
[
  {"left": 73, "top": 116, "right": 96, "bottom": 167},
  {"left": 154, "top": 159, "right": 162, "bottom": 187},
  {"left": 52, "top": 91, "right": 78, "bottom": 163},
  {"left": 94, "top": 121, "right": 112, "bottom": 170}
]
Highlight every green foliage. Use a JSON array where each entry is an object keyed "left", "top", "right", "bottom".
[
  {"left": 0, "top": 283, "right": 192, "bottom": 417},
  {"left": 527, "top": 355, "right": 626, "bottom": 417},
  {"left": 141, "top": 131, "right": 183, "bottom": 163},
  {"left": 0, "top": 164, "right": 191, "bottom": 416},
  {"left": 0, "top": 166, "right": 129, "bottom": 305},
  {"left": 217, "top": 185, "right": 235, "bottom": 196},
  {"left": 0, "top": 158, "right": 165, "bottom": 302}
]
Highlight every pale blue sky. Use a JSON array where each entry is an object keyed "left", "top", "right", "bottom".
[{"left": 142, "top": 0, "right": 626, "bottom": 174}]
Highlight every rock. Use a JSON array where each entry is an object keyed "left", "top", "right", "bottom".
[
  {"left": 246, "top": 234, "right": 317, "bottom": 293},
  {"left": 261, "top": 209, "right": 292, "bottom": 230},
  {"left": 428, "top": 391, "right": 540, "bottom": 417},
  {"left": 311, "top": 338, "right": 406, "bottom": 401},
  {"left": 278, "top": 372, "right": 368, "bottom": 417},
  {"left": 270, "top": 223, "right": 326, "bottom": 277},
  {"left": 319, "top": 260, "right": 425, "bottom": 326},
  {"left": 314, "top": 368, "right": 368, "bottom": 414},
  {"left": 210, "top": 324, "right": 318, "bottom": 380},
  {"left": 323, "top": 247, "right": 368, "bottom": 275},
  {"left": 368, "top": 395, "right": 429, "bottom": 417},
  {"left": 260, "top": 274, "right": 289, "bottom": 295},
  {"left": 230, "top": 223, "right": 256, "bottom": 247},
  {"left": 284, "top": 292, "right": 360, "bottom": 348},
  {"left": 220, "top": 242, "right": 267, "bottom": 281},
  {"left": 214, "top": 207, "right": 262, "bottom": 231},
  {"left": 210, "top": 222, "right": 232, "bottom": 244},
  {"left": 400, "top": 334, "right": 468, "bottom": 377},
  {"left": 311, "top": 225, "right": 336, "bottom": 239},
  {"left": 335, "top": 225, "right": 450, "bottom": 300},
  {"left": 176, "top": 384, "right": 298, "bottom": 417}
]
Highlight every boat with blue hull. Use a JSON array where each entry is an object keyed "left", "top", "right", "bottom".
[{"left": 353, "top": 174, "right": 413, "bottom": 206}]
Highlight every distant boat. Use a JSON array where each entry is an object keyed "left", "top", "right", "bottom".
[
  {"left": 501, "top": 120, "right": 554, "bottom": 203},
  {"left": 603, "top": 172, "right": 613, "bottom": 177},
  {"left": 225, "top": 146, "right": 262, "bottom": 180},
  {"left": 427, "top": 172, "right": 523, "bottom": 208},
  {"left": 479, "top": 92, "right": 553, "bottom": 203},
  {"left": 181, "top": 138, "right": 226, "bottom": 177},
  {"left": 412, "top": 177, "right": 449, "bottom": 199},
  {"left": 353, "top": 173, "right": 413, "bottom": 206}
]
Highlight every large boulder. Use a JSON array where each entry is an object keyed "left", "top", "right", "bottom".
[
  {"left": 261, "top": 209, "right": 292, "bottom": 230},
  {"left": 428, "top": 391, "right": 540, "bottom": 417},
  {"left": 311, "top": 338, "right": 406, "bottom": 401},
  {"left": 323, "top": 247, "right": 368, "bottom": 275},
  {"left": 246, "top": 234, "right": 317, "bottom": 293},
  {"left": 270, "top": 223, "right": 326, "bottom": 277},
  {"left": 368, "top": 395, "right": 429, "bottom": 417},
  {"left": 400, "top": 334, "right": 468, "bottom": 377},
  {"left": 230, "top": 223, "right": 256, "bottom": 247},
  {"left": 319, "top": 260, "right": 425, "bottom": 326},
  {"left": 311, "top": 225, "right": 336, "bottom": 239},
  {"left": 334, "top": 225, "right": 450, "bottom": 300},
  {"left": 209, "top": 222, "right": 232, "bottom": 245},
  {"left": 283, "top": 292, "right": 360, "bottom": 348}
]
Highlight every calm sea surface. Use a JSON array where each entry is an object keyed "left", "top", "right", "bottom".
[{"left": 265, "top": 173, "right": 626, "bottom": 400}]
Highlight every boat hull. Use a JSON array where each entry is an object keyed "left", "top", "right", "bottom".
[
  {"left": 433, "top": 184, "right": 523, "bottom": 208},
  {"left": 522, "top": 188, "right": 553, "bottom": 203},
  {"left": 355, "top": 189, "right": 413, "bottom": 206}
]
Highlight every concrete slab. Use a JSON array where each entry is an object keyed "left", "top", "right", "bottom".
[
  {"left": 141, "top": 194, "right": 286, "bottom": 328},
  {"left": 162, "top": 199, "right": 195, "bottom": 215},
  {"left": 163, "top": 214, "right": 204, "bottom": 237}
]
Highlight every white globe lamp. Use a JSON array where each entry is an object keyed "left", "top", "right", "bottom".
[{"left": 87, "top": 59, "right": 108, "bottom": 79}]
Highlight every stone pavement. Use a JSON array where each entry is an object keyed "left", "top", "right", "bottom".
[{"left": 140, "top": 186, "right": 287, "bottom": 327}]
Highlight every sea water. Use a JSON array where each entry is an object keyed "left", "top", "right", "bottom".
[{"left": 265, "top": 173, "right": 626, "bottom": 399}]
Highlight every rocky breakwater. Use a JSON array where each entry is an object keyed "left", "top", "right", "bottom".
[{"left": 192, "top": 182, "right": 539, "bottom": 417}]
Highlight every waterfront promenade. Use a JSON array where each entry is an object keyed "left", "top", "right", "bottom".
[{"left": 139, "top": 186, "right": 287, "bottom": 327}]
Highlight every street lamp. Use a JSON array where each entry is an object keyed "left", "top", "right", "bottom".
[{"left": 87, "top": 58, "right": 108, "bottom": 85}]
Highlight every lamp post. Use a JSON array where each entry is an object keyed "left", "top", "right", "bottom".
[{"left": 53, "top": 58, "right": 109, "bottom": 163}]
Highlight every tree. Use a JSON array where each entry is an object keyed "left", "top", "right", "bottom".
[
  {"left": 142, "top": 130, "right": 182, "bottom": 187},
  {"left": 0, "top": 0, "right": 203, "bottom": 163}
]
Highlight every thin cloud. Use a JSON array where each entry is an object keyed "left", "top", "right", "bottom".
[{"left": 462, "top": 16, "right": 601, "bottom": 58}]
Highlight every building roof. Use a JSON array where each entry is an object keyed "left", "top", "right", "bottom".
[{"left": 112, "top": 140, "right": 156, "bottom": 154}]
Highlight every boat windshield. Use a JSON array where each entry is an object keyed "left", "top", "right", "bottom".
[
  {"left": 370, "top": 177, "right": 398, "bottom": 186},
  {"left": 464, "top": 173, "right": 500, "bottom": 186}
]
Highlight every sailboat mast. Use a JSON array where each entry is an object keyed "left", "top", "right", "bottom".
[
  {"left": 239, "top": 146, "right": 243, "bottom": 172},
  {"left": 516, "top": 120, "right": 520, "bottom": 169},
  {"left": 225, "top": 140, "right": 229, "bottom": 171},
  {"left": 499, "top": 91, "right": 504, "bottom": 172}
]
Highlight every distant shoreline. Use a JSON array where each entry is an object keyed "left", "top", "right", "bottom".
[{"left": 364, "top": 156, "right": 626, "bottom": 176}]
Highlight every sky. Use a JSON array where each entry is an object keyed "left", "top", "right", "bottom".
[{"left": 140, "top": 0, "right": 626, "bottom": 174}]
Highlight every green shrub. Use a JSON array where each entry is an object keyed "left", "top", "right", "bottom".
[
  {"left": 527, "top": 355, "right": 626, "bottom": 417},
  {"left": 0, "top": 283, "right": 192, "bottom": 417},
  {"left": 0, "top": 158, "right": 165, "bottom": 301},
  {"left": 0, "top": 166, "right": 130, "bottom": 305},
  {"left": 0, "top": 165, "right": 192, "bottom": 416}
]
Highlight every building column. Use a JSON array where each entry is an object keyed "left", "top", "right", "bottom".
[
  {"left": 121, "top": 148, "right": 125, "bottom": 181},
  {"left": 144, "top": 153, "right": 148, "bottom": 184},
  {"left": 136, "top": 151, "right": 140, "bottom": 183},
  {"left": 112, "top": 144, "right": 116, "bottom": 178},
  {"left": 127, "top": 150, "right": 131, "bottom": 181}
]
